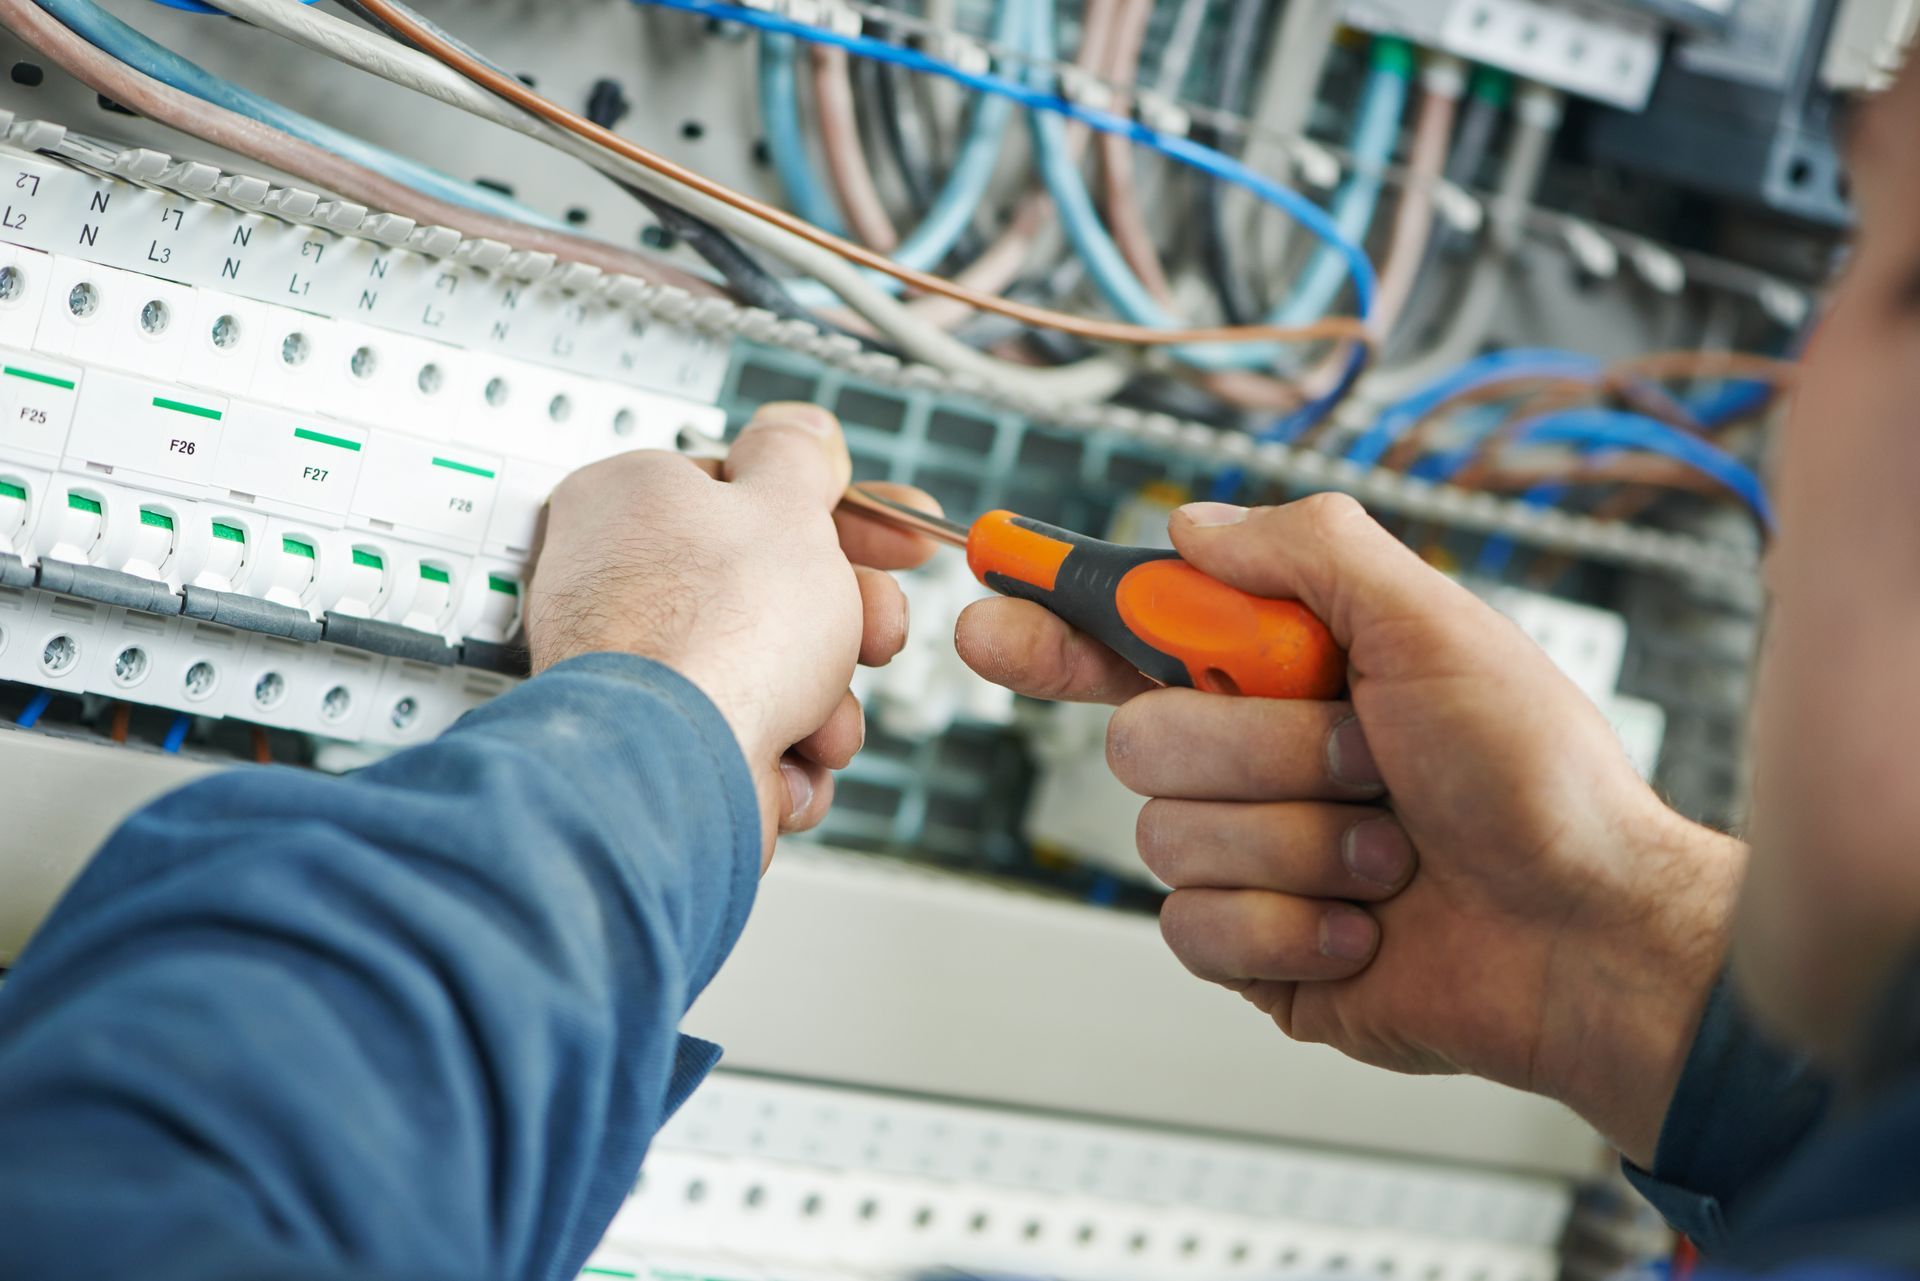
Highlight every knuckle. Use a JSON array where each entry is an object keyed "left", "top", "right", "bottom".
[{"left": 1289, "top": 491, "right": 1369, "bottom": 539}]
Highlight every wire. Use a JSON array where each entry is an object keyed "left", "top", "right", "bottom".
[
  {"left": 555, "top": 0, "right": 1373, "bottom": 349},
  {"left": 251, "top": 725, "right": 273, "bottom": 764},
  {"left": 109, "top": 701, "right": 129, "bottom": 743},
  {"left": 1236, "top": 0, "right": 1343, "bottom": 297},
  {"left": 15, "top": 689, "right": 52, "bottom": 728},
  {"left": 1096, "top": 0, "right": 1176, "bottom": 308},
  {"left": 758, "top": 33, "right": 847, "bottom": 235},
  {"left": 1347, "top": 348, "right": 1607, "bottom": 465},
  {"left": 1197, "top": 0, "right": 1271, "bottom": 325},
  {"left": 1420, "top": 407, "right": 1774, "bottom": 532},
  {"left": 813, "top": 43, "right": 897, "bottom": 250},
  {"left": 36, "top": 0, "right": 559, "bottom": 227},
  {"left": 1, "top": 0, "right": 718, "bottom": 297},
  {"left": 1151, "top": 0, "right": 1210, "bottom": 95},
  {"left": 206, "top": 0, "right": 1131, "bottom": 401},
  {"left": 162, "top": 713, "right": 191, "bottom": 753},
  {"left": 866, "top": 45, "right": 936, "bottom": 215},
  {"left": 1359, "top": 82, "right": 1562, "bottom": 404},
  {"left": 788, "top": 0, "right": 1025, "bottom": 310}
]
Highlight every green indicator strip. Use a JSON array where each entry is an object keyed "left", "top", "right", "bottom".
[
  {"left": 212, "top": 522, "right": 246, "bottom": 544},
  {"left": 0, "top": 480, "right": 25, "bottom": 501},
  {"left": 281, "top": 537, "right": 316, "bottom": 559},
  {"left": 4, "top": 365, "right": 74, "bottom": 391},
  {"left": 431, "top": 456, "right": 494, "bottom": 479},
  {"left": 67, "top": 493, "right": 101, "bottom": 515},
  {"left": 351, "top": 549, "right": 384, "bottom": 571},
  {"left": 139, "top": 509, "right": 174, "bottom": 532},
  {"left": 295, "top": 426, "right": 362, "bottom": 452},
  {"left": 487, "top": 574, "right": 520, "bottom": 597},
  {"left": 153, "top": 396, "right": 222, "bottom": 422},
  {"left": 419, "top": 564, "right": 450, "bottom": 585},
  {"left": 581, "top": 1269, "right": 638, "bottom": 1280}
]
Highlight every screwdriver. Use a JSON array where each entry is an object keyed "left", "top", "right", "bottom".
[{"left": 841, "top": 487, "right": 1347, "bottom": 701}]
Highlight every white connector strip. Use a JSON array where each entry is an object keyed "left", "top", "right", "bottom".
[{"left": 581, "top": 1072, "right": 1570, "bottom": 1281}]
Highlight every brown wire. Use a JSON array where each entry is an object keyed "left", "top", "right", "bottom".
[
  {"left": 251, "top": 726, "right": 274, "bottom": 765},
  {"left": 0, "top": 0, "right": 723, "bottom": 299},
  {"left": 355, "top": 0, "right": 1369, "bottom": 351},
  {"left": 109, "top": 702, "right": 129, "bottom": 745}
]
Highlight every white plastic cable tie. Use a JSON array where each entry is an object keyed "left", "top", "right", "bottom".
[
  {"left": 1290, "top": 139, "right": 1342, "bottom": 191},
  {"left": 937, "top": 32, "right": 991, "bottom": 77},
  {"left": 1434, "top": 181, "right": 1484, "bottom": 234},
  {"left": 1423, "top": 53, "right": 1469, "bottom": 99},
  {"left": 1135, "top": 91, "right": 1191, "bottom": 138},
  {"left": 602, "top": 275, "right": 653, "bottom": 308},
  {"left": 1057, "top": 65, "right": 1114, "bottom": 112},
  {"left": 1758, "top": 279, "right": 1811, "bottom": 329},
  {"left": 107, "top": 147, "right": 170, "bottom": 183},
  {"left": 818, "top": 0, "right": 862, "bottom": 37},
  {"left": 1562, "top": 221, "right": 1619, "bottom": 279},
  {"left": 1629, "top": 240, "right": 1685, "bottom": 295}
]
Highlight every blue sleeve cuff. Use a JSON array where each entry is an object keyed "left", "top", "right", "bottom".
[{"left": 1622, "top": 978, "right": 1834, "bottom": 1249}]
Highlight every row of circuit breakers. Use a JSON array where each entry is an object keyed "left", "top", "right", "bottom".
[{"left": 0, "top": 144, "right": 731, "bottom": 747}]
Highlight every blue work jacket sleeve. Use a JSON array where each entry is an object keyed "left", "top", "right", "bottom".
[
  {"left": 0, "top": 653, "right": 762, "bottom": 1281},
  {"left": 1622, "top": 977, "right": 1835, "bottom": 1249}
]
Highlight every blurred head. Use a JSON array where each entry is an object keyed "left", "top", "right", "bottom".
[{"left": 1740, "top": 53, "right": 1920, "bottom": 1058}]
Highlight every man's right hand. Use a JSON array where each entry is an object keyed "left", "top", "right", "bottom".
[{"left": 955, "top": 494, "right": 1745, "bottom": 1165}]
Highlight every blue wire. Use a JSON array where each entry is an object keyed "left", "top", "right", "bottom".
[
  {"left": 51, "top": 0, "right": 563, "bottom": 228},
  {"left": 1421, "top": 407, "right": 1774, "bottom": 532},
  {"left": 15, "top": 689, "right": 53, "bottom": 728},
  {"left": 1345, "top": 348, "right": 1608, "bottom": 466},
  {"left": 163, "top": 713, "right": 191, "bottom": 753},
  {"left": 758, "top": 34, "right": 848, "bottom": 236},
  {"left": 148, "top": 0, "right": 315, "bottom": 13},
  {"left": 1271, "top": 48, "right": 1410, "bottom": 330},
  {"left": 1473, "top": 479, "right": 1567, "bottom": 577},
  {"left": 627, "top": 0, "right": 1377, "bottom": 329},
  {"left": 1688, "top": 379, "right": 1773, "bottom": 429},
  {"left": 788, "top": 0, "right": 1025, "bottom": 308}
]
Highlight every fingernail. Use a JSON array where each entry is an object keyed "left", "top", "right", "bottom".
[
  {"left": 1343, "top": 818, "right": 1413, "bottom": 888},
  {"left": 1326, "top": 715, "right": 1383, "bottom": 789},
  {"left": 748, "top": 401, "right": 835, "bottom": 437},
  {"left": 1178, "top": 502, "right": 1249, "bottom": 527},
  {"left": 1320, "top": 905, "right": 1379, "bottom": 962},
  {"left": 780, "top": 760, "right": 814, "bottom": 822}
]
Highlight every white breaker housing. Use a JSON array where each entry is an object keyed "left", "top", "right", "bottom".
[{"left": 0, "top": 137, "right": 729, "bottom": 746}]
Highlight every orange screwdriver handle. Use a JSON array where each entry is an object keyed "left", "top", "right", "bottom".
[{"left": 965, "top": 511, "right": 1347, "bottom": 701}]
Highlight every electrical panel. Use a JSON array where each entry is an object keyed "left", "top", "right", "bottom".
[{"left": 0, "top": 0, "right": 1892, "bottom": 1271}]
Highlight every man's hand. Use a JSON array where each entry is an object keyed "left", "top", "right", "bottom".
[
  {"left": 527, "top": 402, "right": 937, "bottom": 862},
  {"left": 956, "top": 494, "right": 1744, "bottom": 1164}
]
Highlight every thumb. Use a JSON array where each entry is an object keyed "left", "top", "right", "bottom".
[
  {"left": 724, "top": 401, "right": 853, "bottom": 507},
  {"left": 1168, "top": 494, "right": 1486, "bottom": 657}
]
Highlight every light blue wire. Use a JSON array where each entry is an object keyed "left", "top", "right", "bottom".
[
  {"left": 50, "top": 0, "right": 563, "bottom": 228},
  {"left": 15, "top": 689, "right": 52, "bottom": 728},
  {"left": 163, "top": 713, "right": 191, "bottom": 753},
  {"left": 1274, "top": 52, "right": 1409, "bottom": 329},
  {"left": 1420, "top": 407, "right": 1774, "bottom": 532},
  {"left": 788, "top": 0, "right": 1025, "bottom": 308},
  {"left": 629, "top": 0, "right": 1376, "bottom": 324},
  {"left": 1345, "top": 348, "right": 1608, "bottom": 466},
  {"left": 758, "top": 34, "right": 847, "bottom": 236}
]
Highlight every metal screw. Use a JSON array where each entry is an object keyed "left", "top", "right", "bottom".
[
  {"left": 41, "top": 633, "right": 77, "bottom": 675},
  {"left": 139, "top": 299, "right": 169, "bottom": 336},
  {"left": 321, "top": 684, "right": 352, "bottom": 722},
  {"left": 390, "top": 696, "right": 419, "bottom": 731},
  {"left": 484, "top": 376, "right": 510, "bottom": 408},
  {"left": 113, "top": 645, "right": 149, "bottom": 686},
  {"left": 417, "top": 363, "right": 443, "bottom": 395},
  {"left": 253, "top": 671, "right": 286, "bottom": 709},
  {"left": 66, "top": 281, "right": 98, "bottom": 319},
  {"left": 548, "top": 394, "right": 572, "bottom": 423},
  {"left": 281, "top": 331, "right": 310, "bottom": 366},
  {"left": 183, "top": 660, "right": 217, "bottom": 701},
  {"left": 350, "top": 345, "right": 377, "bottom": 380},
  {"left": 613, "top": 408, "right": 636, "bottom": 437},
  {"left": 0, "top": 265, "right": 23, "bottom": 303},
  {"left": 210, "top": 314, "right": 241, "bottom": 349}
]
